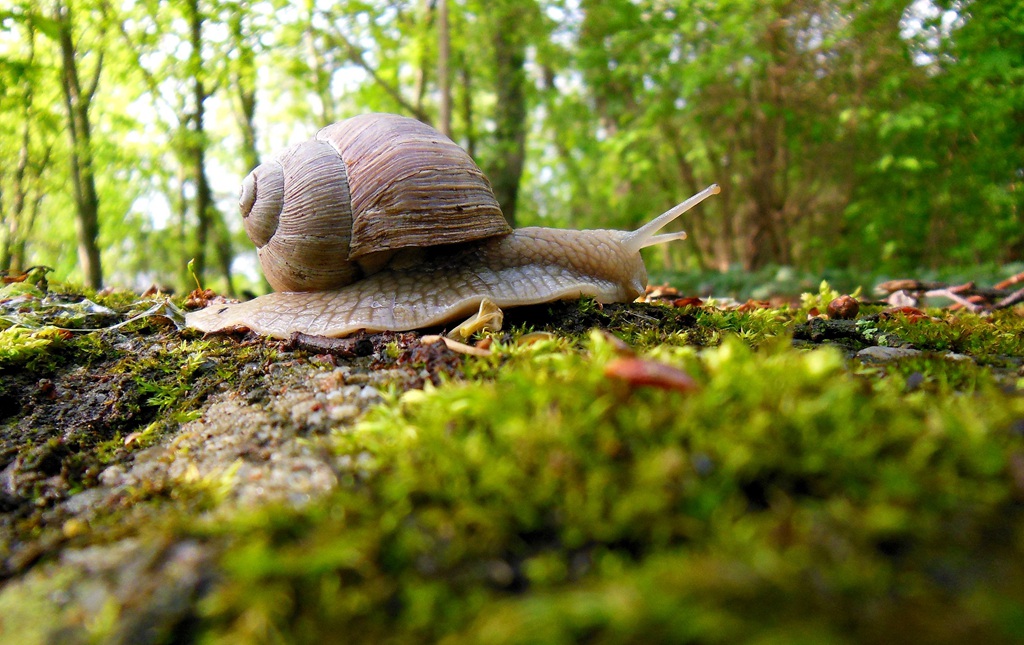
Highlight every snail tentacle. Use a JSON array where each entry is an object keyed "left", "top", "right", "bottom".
[{"left": 621, "top": 184, "right": 720, "bottom": 253}]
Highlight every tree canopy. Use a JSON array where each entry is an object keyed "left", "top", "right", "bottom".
[{"left": 0, "top": 0, "right": 1020, "bottom": 292}]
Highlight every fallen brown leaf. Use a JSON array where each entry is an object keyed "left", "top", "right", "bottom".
[
  {"left": 881, "top": 306, "right": 929, "bottom": 322},
  {"left": 603, "top": 357, "right": 699, "bottom": 393},
  {"left": 645, "top": 284, "right": 681, "bottom": 299},
  {"left": 737, "top": 299, "right": 771, "bottom": 312},
  {"left": 672, "top": 297, "right": 704, "bottom": 308}
]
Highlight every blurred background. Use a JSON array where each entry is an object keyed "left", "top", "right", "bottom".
[{"left": 0, "top": 0, "right": 1020, "bottom": 297}]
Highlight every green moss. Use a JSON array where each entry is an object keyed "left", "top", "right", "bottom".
[
  {"left": 877, "top": 310, "right": 1024, "bottom": 357},
  {"left": 0, "top": 566, "right": 84, "bottom": 645},
  {"left": 690, "top": 306, "right": 791, "bottom": 347},
  {"left": 857, "top": 352, "right": 1001, "bottom": 393},
  {"left": 498, "top": 298, "right": 792, "bottom": 351},
  {"left": 799, "top": 279, "right": 844, "bottom": 313},
  {"left": 200, "top": 335, "right": 1024, "bottom": 643},
  {"left": 0, "top": 327, "right": 64, "bottom": 368}
]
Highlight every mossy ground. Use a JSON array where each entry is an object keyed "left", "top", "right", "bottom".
[{"left": 0, "top": 281, "right": 1022, "bottom": 643}]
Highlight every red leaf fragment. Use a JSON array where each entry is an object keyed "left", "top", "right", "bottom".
[
  {"left": 672, "top": 297, "right": 704, "bottom": 308},
  {"left": 881, "top": 306, "right": 929, "bottom": 323},
  {"left": 603, "top": 357, "right": 699, "bottom": 393},
  {"left": 737, "top": 299, "right": 772, "bottom": 312}
]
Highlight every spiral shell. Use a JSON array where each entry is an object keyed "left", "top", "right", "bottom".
[{"left": 239, "top": 113, "right": 511, "bottom": 292}]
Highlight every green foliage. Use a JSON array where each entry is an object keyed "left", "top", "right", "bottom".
[
  {"left": 201, "top": 334, "right": 1024, "bottom": 642},
  {"left": 500, "top": 299, "right": 790, "bottom": 350},
  {"left": 2, "top": 0, "right": 1022, "bottom": 287},
  {"left": 800, "top": 280, "right": 843, "bottom": 312},
  {"left": 688, "top": 307, "right": 790, "bottom": 348}
]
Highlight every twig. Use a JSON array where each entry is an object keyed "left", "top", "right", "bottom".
[
  {"left": 994, "top": 270, "right": 1024, "bottom": 290},
  {"left": 924, "top": 288, "right": 985, "bottom": 313},
  {"left": 287, "top": 331, "right": 375, "bottom": 358},
  {"left": 994, "top": 286, "right": 1024, "bottom": 310},
  {"left": 876, "top": 279, "right": 1012, "bottom": 299},
  {"left": 946, "top": 281, "right": 976, "bottom": 294}
]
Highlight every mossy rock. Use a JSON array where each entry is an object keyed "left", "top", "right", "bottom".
[{"left": 1, "top": 283, "right": 1023, "bottom": 644}]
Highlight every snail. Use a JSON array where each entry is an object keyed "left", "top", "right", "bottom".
[{"left": 186, "top": 113, "right": 719, "bottom": 339}]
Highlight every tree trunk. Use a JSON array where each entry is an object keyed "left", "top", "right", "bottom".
[
  {"left": 187, "top": 0, "right": 209, "bottom": 287},
  {"left": 0, "top": 181, "right": 10, "bottom": 272},
  {"left": 458, "top": 51, "right": 476, "bottom": 158},
  {"left": 305, "top": 4, "right": 336, "bottom": 127},
  {"left": 744, "top": 18, "right": 790, "bottom": 270},
  {"left": 55, "top": 1, "right": 103, "bottom": 289},
  {"left": 485, "top": 1, "right": 529, "bottom": 226},
  {"left": 2, "top": 18, "right": 38, "bottom": 274},
  {"left": 3, "top": 116, "right": 33, "bottom": 274},
  {"left": 437, "top": 0, "right": 451, "bottom": 137},
  {"left": 228, "top": 11, "right": 260, "bottom": 173},
  {"left": 187, "top": 0, "right": 234, "bottom": 296}
]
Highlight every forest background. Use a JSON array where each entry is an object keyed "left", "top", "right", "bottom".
[{"left": 0, "top": 0, "right": 1020, "bottom": 297}]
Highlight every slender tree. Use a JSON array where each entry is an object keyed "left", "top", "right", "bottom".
[
  {"left": 110, "top": 0, "right": 236, "bottom": 294},
  {"left": 1, "top": 13, "right": 52, "bottom": 274},
  {"left": 437, "top": 0, "right": 452, "bottom": 137},
  {"left": 183, "top": 0, "right": 233, "bottom": 294},
  {"left": 482, "top": 0, "right": 532, "bottom": 226},
  {"left": 226, "top": 2, "right": 261, "bottom": 173},
  {"left": 54, "top": 0, "right": 103, "bottom": 288}
]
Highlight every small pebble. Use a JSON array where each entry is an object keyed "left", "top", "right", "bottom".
[{"left": 857, "top": 346, "right": 921, "bottom": 361}]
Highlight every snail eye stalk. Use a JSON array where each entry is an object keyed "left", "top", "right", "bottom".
[{"left": 622, "top": 184, "right": 720, "bottom": 253}]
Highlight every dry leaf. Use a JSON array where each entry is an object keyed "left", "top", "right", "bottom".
[
  {"left": 737, "top": 299, "right": 772, "bottom": 312},
  {"left": 672, "top": 297, "right": 704, "bottom": 308},
  {"left": 603, "top": 357, "right": 698, "bottom": 393},
  {"left": 882, "top": 306, "right": 929, "bottom": 322}
]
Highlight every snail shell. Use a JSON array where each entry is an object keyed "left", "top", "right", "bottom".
[{"left": 240, "top": 113, "right": 511, "bottom": 291}]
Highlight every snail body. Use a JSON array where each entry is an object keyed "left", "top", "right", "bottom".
[{"left": 186, "top": 113, "right": 719, "bottom": 339}]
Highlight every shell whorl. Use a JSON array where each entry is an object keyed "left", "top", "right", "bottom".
[
  {"left": 244, "top": 139, "right": 358, "bottom": 292},
  {"left": 241, "top": 113, "right": 510, "bottom": 292}
]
